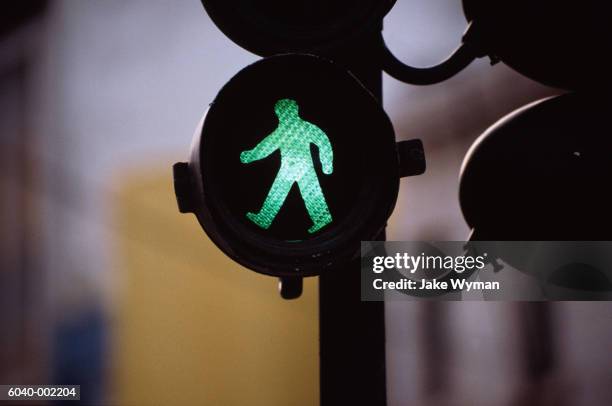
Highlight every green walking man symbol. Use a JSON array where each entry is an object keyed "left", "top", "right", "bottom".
[{"left": 240, "top": 98, "right": 334, "bottom": 234}]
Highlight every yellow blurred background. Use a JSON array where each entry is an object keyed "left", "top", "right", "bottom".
[{"left": 112, "top": 169, "right": 318, "bottom": 405}]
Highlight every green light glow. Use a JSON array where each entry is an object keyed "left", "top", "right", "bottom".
[{"left": 240, "top": 99, "right": 333, "bottom": 234}]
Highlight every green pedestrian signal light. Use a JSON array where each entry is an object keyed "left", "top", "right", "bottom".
[
  {"left": 240, "top": 99, "right": 333, "bottom": 234},
  {"left": 173, "top": 54, "right": 425, "bottom": 277}
]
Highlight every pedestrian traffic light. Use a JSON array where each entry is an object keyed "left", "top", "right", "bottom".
[
  {"left": 462, "top": 0, "right": 612, "bottom": 90},
  {"left": 173, "top": 54, "right": 424, "bottom": 277},
  {"left": 459, "top": 92, "right": 612, "bottom": 241},
  {"left": 201, "top": 0, "right": 397, "bottom": 56}
]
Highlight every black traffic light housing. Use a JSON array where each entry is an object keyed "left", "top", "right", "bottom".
[
  {"left": 201, "top": 0, "right": 397, "bottom": 56},
  {"left": 381, "top": 0, "right": 612, "bottom": 90},
  {"left": 461, "top": 0, "right": 612, "bottom": 90},
  {"left": 460, "top": 92, "right": 612, "bottom": 241},
  {"left": 174, "top": 54, "right": 425, "bottom": 278}
]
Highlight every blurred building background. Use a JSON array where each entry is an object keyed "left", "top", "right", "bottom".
[{"left": 0, "top": 1, "right": 611, "bottom": 405}]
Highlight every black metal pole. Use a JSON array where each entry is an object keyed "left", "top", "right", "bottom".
[
  {"left": 318, "top": 28, "right": 387, "bottom": 406},
  {"left": 512, "top": 302, "right": 557, "bottom": 406}
]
